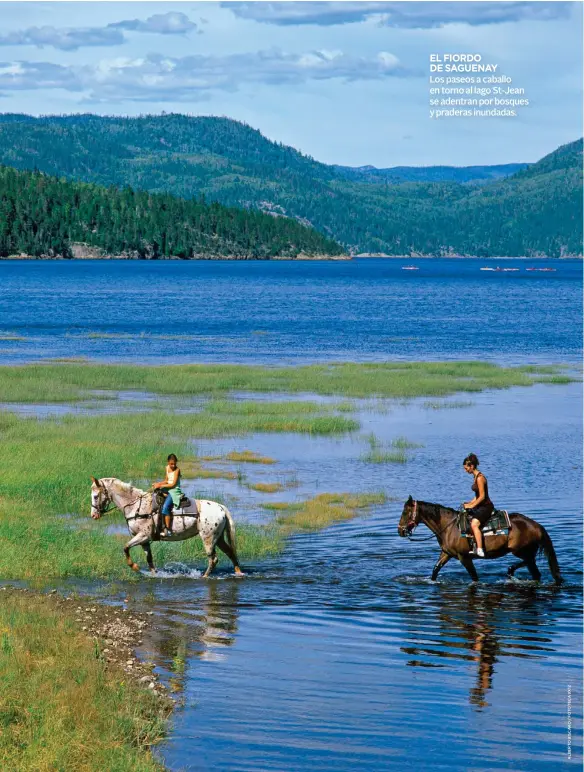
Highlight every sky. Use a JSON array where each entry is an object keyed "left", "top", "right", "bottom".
[{"left": 0, "top": 1, "right": 582, "bottom": 167}]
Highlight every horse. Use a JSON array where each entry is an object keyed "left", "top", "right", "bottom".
[
  {"left": 90, "top": 477, "right": 243, "bottom": 578},
  {"left": 397, "top": 496, "right": 562, "bottom": 584}
]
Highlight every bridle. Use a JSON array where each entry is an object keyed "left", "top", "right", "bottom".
[{"left": 91, "top": 481, "right": 150, "bottom": 520}]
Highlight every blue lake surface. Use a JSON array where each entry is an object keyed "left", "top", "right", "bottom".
[
  {"left": 0, "top": 257, "right": 581, "bottom": 365},
  {"left": 1, "top": 257, "right": 582, "bottom": 770}
]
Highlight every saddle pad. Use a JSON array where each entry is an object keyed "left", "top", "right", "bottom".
[
  {"left": 461, "top": 509, "right": 510, "bottom": 537},
  {"left": 172, "top": 499, "right": 200, "bottom": 517}
]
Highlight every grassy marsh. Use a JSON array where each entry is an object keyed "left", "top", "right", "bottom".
[
  {"left": 0, "top": 360, "right": 568, "bottom": 403},
  {"left": 0, "top": 398, "right": 356, "bottom": 580},
  {"left": 0, "top": 591, "right": 168, "bottom": 771}
]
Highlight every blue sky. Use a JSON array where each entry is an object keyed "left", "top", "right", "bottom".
[{"left": 0, "top": 1, "right": 581, "bottom": 166}]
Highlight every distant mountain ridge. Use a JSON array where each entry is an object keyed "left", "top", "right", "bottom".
[
  {"left": 331, "top": 162, "right": 528, "bottom": 183},
  {"left": 0, "top": 113, "right": 581, "bottom": 257}
]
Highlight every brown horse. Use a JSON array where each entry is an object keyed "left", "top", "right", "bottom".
[{"left": 397, "top": 496, "right": 562, "bottom": 584}]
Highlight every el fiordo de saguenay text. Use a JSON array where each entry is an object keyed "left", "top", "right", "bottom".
[{"left": 428, "top": 54, "right": 530, "bottom": 119}]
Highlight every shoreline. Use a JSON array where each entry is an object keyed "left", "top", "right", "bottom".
[
  {"left": 0, "top": 585, "right": 174, "bottom": 770},
  {"left": 0, "top": 254, "right": 581, "bottom": 262}
]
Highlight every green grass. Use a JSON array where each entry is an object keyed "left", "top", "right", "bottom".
[
  {"left": 423, "top": 400, "right": 474, "bottom": 410},
  {"left": 0, "top": 591, "right": 168, "bottom": 771},
  {"left": 0, "top": 360, "right": 566, "bottom": 403}
]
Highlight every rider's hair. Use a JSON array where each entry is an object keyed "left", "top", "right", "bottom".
[
  {"left": 463, "top": 453, "right": 479, "bottom": 468},
  {"left": 167, "top": 453, "right": 178, "bottom": 463}
]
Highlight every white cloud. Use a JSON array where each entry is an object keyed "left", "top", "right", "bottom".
[
  {"left": 0, "top": 13, "right": 199, "bottom": 52},
  {"left": 0, "top": 48, "right": 413, "bottom": 102},
  {"left": 222, "top": 1, "right": 572, "bottom": 28}
]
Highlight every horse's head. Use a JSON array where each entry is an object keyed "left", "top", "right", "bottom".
[
  {"left": 90, "top": 477, "right": 111, "bottom": 519},
  {"left": 398, "top": 495, "right": 419, "bottom": 537}
]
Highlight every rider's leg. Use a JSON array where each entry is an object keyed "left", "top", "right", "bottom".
[
  {"left": 470, "top": 518, "right": 485, "bottom": 556},
  {"left": 162, "top": 493, "right": 173, "bottom": 535}
]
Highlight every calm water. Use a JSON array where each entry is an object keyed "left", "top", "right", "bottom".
[
  {"left": 0, "top": 258, "right": 581, "bottom": 365},
  {"left": 1, "top": 257, "right": 582, "bottom": 770}
]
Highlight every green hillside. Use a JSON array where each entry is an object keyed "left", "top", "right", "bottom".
[
  {"left": 0, "top": 165, "right": 344, "bottom": 259},
  {"left": 0, "top": 113, "right": 580, "bottom": 256}
]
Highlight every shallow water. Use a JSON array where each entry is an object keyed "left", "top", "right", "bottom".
[
  {"left": 2, "top": 257, "right": 581, "bottom": 769},
  {"left": 0, "top": 257, "right": 581, "bottom": 365},
  {"left": 93, "top": 383, "right": 582, "bottom": 771}
]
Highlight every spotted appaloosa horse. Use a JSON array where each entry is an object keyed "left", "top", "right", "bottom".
[
  {"left": 90, "top": 477, "right": 242, "bottom": 578},
  {"left": 397, "top": 496, "right": 562, "bottom": 584}
]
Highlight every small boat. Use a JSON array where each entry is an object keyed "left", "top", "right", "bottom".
[
  {"left": 536, "top": 267, "right": 556, "bottom": 272},
  {"left": 402, "top": 266, "right": 419, "bottom": 270},
  {"left": 501, "top": 268, "right": 520, "bottom": 272},
  {"left": 480, "top": 267, "right": 496, "bottom": 271}
]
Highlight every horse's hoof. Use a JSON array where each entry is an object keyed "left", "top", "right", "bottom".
[
  {"left": 234, "top": 567, "right": 243, "bottom": 576},
  {"left": 150, "top": 569, "right": 156, "bottom": 575},
  {"left": 131, "top": 563, "right": 140, "bottom": 572}
]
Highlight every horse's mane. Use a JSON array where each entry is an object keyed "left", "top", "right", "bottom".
[
  {"left": 102, "top": 477, "right": 148, "bottom": 497},
  {"left": 418, "top": 500, "right": 458, "bottom": 516}
]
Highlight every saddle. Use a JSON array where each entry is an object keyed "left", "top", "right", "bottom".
[
  {"left": 171, "top": 496, "right": 200, "bottom": 517},
  {"left": 457, "top": 508, "right": 510, "bottom": 538},
  {"left": 151, "top": 492, "right": 198, "bottom": 516}
]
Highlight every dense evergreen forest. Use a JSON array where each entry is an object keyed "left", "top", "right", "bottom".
[
  {"left": 0, "top": 113, "right": 581, "bottom": 256},
  {"left": 0, "top": 165, "right": 344, "bottom": 259}
]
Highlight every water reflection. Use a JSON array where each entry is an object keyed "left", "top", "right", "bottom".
[
  {"left": 141, "top": 581, "right": 240, "bottom": 693},
  {"left": 401, "top": 585, "right": 559, "bottom": 712}
]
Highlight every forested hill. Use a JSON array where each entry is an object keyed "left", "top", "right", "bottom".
[
  {"left": 0, "top": 113, "right": 581, "bottom": 257},
  {"left": 0, "top": 166, "right": 344, "bottom": 259}
]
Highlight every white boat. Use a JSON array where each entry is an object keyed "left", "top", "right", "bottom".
[{"left": 402, "top": 266, "right": 419, "bottom": 270}]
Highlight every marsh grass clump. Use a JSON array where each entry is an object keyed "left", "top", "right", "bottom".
[
  {"left": 0, "top": 591, "right": 168, "bottom": 771},
  {"left": 246, "top": 482, "right": 285, "bottom": 493},
  {"left": 225, "top": 450, "right": 276, "bottom": 464},
  {"left": 423, "top": 400, "right": 474, "bottom": 410},
  {"left": 275, "top": 492, "right": 387, "bottom": 532},
  {"left": 0, "top": 360, "right": 560, "bottom": 404},
  {"left": 361, "top": 434, "right": 420, "bottom": 464}
]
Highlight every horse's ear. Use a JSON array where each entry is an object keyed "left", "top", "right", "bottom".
[
  {"left": 407, "top": 494, "right": 413, "bottom": 502},
  {"left": 91, "top": 476, "right": 99, "bottom": 486}
]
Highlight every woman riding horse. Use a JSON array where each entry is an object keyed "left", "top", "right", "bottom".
[{"left": 462, "top": 453, "right": 494, "bottom": 559}]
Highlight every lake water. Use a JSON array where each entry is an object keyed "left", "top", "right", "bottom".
[
  {"left": 0, "top": 258, "right": 581, "bottom": 365},
  {"left": 0, "top": 258, "right": 582, "bottom": 770}
]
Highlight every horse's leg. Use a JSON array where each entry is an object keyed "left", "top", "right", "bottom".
[
  {"left": 459, "top": 555, "right": 479, "bottom": 582},
  {"left": 216, "top": 533, "right": 243, "bottom": 575},
  {"left": 507, "top": 558, "right": 528, "bottom": 578},
  {"left": 525, "top": 556, "right": 541, "bottom": 581},
  {"left": 142, "top": 542, "right": 156, "bottom": 575},
  {"left": 124, "top": 533, "right": 148, "bottom": 572},
  {"left": 431, "top": 551, "right": 451, "bottom": 581},
  {"left": 202, "top": 545, "right": 218, "bottom": 579}
]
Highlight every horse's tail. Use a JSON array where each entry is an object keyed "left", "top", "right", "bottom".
[
  {"left": 539, "top": 527, "right": 563, "bottom": 585},
  {"left": 223, "top": 506, "right": 237, "bottom": 555}
]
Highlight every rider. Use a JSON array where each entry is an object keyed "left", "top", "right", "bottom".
[
  {"left": 462, "top": 453, "right": 494, "bottom": 559},
  {"left": 152, "top": 453, "right": 184, "bottom": 537}
]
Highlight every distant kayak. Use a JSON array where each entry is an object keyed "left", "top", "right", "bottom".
[{"left": 402, "top": 266, "right": 419, "bottom": 271}]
